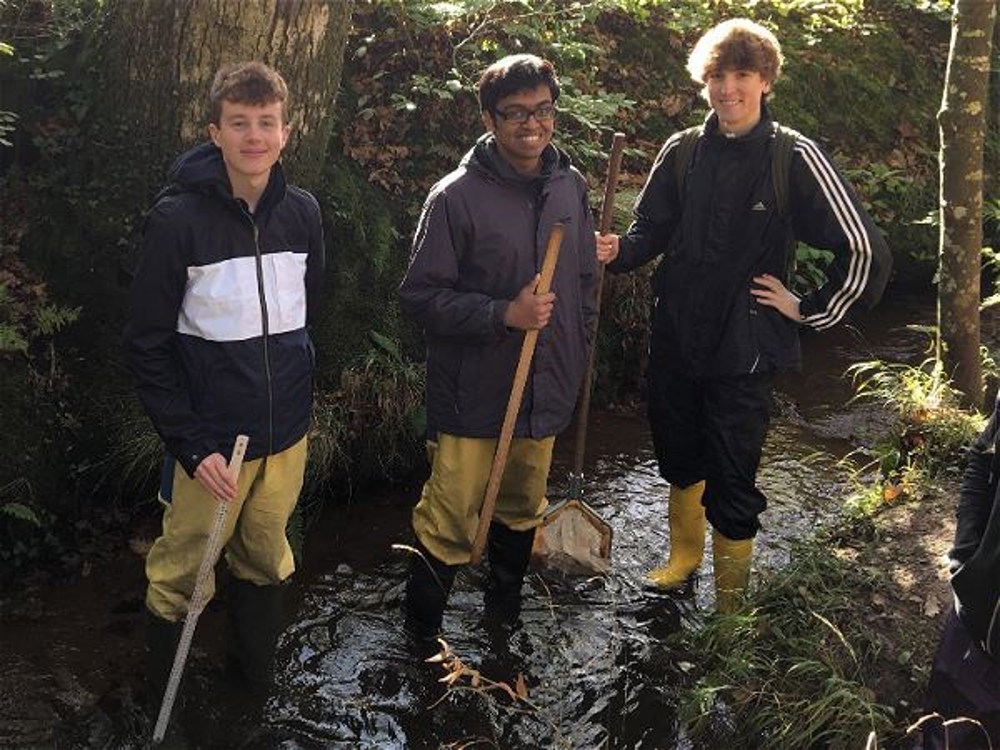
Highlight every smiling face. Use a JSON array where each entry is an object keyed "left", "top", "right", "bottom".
[
  {"left": 482, "top": 83, "right": 555, "bottom": 176},
  {"left": 208, "top": 99, "right": 290, "bottom": 199},
  {"left": 706, "top": 68, "right": 771, "bottom": 136}
]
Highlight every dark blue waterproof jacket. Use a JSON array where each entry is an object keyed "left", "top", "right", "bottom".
[
  {"left": 399, "top": 136, "right": 598, "bottom": 440},
  {"left": 124, "top": 143, "right": 325, "bottom": 476}
]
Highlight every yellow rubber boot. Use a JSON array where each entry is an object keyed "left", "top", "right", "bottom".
[
  {"left": 646, "top": 481, "right": 706, "bottom": 590},
  {"left": 712, "top": 530, "right": 753, "bottom": 614}
]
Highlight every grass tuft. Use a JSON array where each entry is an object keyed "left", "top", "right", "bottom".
[{"left": 675, "top": 542, "right": 895, "bottom": 749}]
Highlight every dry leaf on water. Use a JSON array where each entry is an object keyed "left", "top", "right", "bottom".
[{"left": 515, "top": 673, "right": 528, "bottom": 700}]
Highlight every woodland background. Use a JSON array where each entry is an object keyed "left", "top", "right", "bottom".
[{"left": 0, "top": 0, "right": 997, "bottom": 585}]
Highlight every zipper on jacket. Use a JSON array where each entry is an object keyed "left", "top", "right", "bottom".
[{"left": 249, "top": 217, "right": 275, "bottom": 456}]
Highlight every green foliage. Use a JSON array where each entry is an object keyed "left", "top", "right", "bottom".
[
  {"left": 0, "top": 26, "right": 14, "bottom": 148},
  {"left": 75, "top": 394, "right": 164, "bottom": 500},
  {"left": 556, "top": 85, "right": 637, "bottom": 167},
  {"left": 34, "top": 302, "right": 80, "bottom": 336},
  {"left": 0, "top": 215, "right": 84, "bottom": 553},
  {"left": 790, "top": 243, "right": 836, "bottom": 294},
  {"left": 332, "top": 329, "right": 426, "bottom": 485},
  {"left": 0, "top": 109, "right": 15, "bottom": 148},
  {"left": 0, "top": 274, "right": 79, "bottom": 354},
  {"left": 344, "top": 0, "right": 645, "bottom": 190},
  {"left": 844, "top": 352, "right": 985, "bottom": 513},
  {"left": 984, "top": 198, "right": 1000, "bottom": 234},
  {"left": 0, "top": 477, "right": 61, "bottom": 586},
  {"left": 1, "top": 501, "right": 40, "bottom": 525},
  {"left": 313, "top": 155, "right": 411, "bottom": 382},
  {"left": 305, "top": 331, "right": 426, "bottom": 513},
  {"left": 676, "top": 543, "right": 894, "bottom": 749},
  {"left": 1, "top": 479, "right": 40, "bottom": 526},
  {"left": 0, "top": 0, "right": 989, "bottom": 584},
  {"left": 843, "top": 161, "right": 937, "bottom": 268}
]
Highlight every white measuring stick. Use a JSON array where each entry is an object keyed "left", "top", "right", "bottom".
[{"left": 152, "top": 434, "right": 249, "bottom": 744}]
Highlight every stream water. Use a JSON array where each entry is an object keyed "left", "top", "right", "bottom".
[{"left": 0, "top": 294, "right": 933, "bottom": 749}]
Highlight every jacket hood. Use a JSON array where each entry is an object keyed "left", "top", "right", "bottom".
[
  {"left": 167, "top": 142, "right": 231, "bottom": 194},
  {"left": 160, "top": 141, "right": 287, "bottom": 211},
  {"left": 462, "top": 133, "right": 571, "bottom": 186}
]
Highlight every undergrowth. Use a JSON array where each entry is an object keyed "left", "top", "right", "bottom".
[
  {"left": 676, "top": 542, "right": 895, "bottom": 749},
  {"left": 844, "top": 352, "right": 985, "bottom": 514},
  {"left": 676, "top": 353, "right": 988, "bottom": 749}
]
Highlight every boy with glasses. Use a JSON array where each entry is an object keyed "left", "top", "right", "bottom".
[{"left": 399, "top": 53, "right": 598, "bottom": 643}]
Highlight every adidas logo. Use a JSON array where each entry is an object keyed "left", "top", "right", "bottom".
[{"left": 751, "top": 201, "right": 768, "bottom": 211}]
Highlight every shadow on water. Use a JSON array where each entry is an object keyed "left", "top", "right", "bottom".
[{"left": 1, "top": 294, "right": 934, "bottom": 748}]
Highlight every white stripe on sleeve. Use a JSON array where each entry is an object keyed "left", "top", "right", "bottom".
[{"left": 796, "top": 138, "right": 873, "bottom": 330}]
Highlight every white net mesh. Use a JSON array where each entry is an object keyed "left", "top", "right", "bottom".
[{"left": 532, "top": 499, "right": 611, "bottom": 576}]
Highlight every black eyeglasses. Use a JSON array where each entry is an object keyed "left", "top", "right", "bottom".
[{"left": 494, "top": 104, "right": 557, "bottom": 124}]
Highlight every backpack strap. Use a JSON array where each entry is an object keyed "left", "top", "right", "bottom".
[
  {"left": 672, "top": 121, "right": 800, "bottom": 279},
  {"left": 673, "top": 125, "right": 702, "bottom": 197},
  {"left": 771, "top": 122, "right": 799, "bottom": 218},
  {"left": 771, "top": 122, "right": 800, "bottom": 285},
  {"left": 674, "top": 122, "right": 797, "bottom": 213}
]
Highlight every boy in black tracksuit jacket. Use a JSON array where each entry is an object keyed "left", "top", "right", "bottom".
[
  {"left": 596, "top": 19, "right": 891, "bottom": 612},
  {"left": 124, "top": 62, "right": 324, "bottom": 709}
]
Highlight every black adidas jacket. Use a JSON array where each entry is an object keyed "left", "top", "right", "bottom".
[
  {"left": 399, "top": 135, "right": 598, "bottom": 439},
  {"left": 609, "top": 107, "right": 891, "bottom": 377},
  {"left": 124, "top": 142, "right": 325, "bottom": 476}
]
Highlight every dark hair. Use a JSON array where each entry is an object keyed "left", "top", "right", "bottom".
[
  {"left": 208, "top": 61, "right": 289, "bottom": 125},
  {"left": 687, "top": 18, "right": 783, "bottom": 86},
  {"left": 476, "top": 54, "right": 560, "bottom": 114}
]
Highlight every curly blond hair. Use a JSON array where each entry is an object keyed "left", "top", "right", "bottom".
[{"left": 686, "top": 18, "right": 783, "bottom": 86}]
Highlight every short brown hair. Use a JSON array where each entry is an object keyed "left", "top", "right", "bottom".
[
  {"left": 686, "top": 18, "right": 783, "bottom": 86},
  {"left": 208, "top": 61, "right": 289, "bottom": 125},
  {"left": 477, "top": 54, "right": 560, "bottom": 115}
]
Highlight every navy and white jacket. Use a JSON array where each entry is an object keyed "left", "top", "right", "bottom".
[
  {"left": 609, "top": 105, "right": 891, "bottom": 377},
  {"left": 124, "top": 142, "right": 325, "bottom": 476}
]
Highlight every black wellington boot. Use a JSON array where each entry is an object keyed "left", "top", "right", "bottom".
[
  {"left": 404, "top": 543, "right": 458, "bottom": 644},
  {"left": 144, "top": 609, "right": 188, "bottom": 747},
  {"left": 484, "top": 522, "right": 535, "bottom": 628},
  {"left": 226, "top": 577, "right": 286, "bottom": 701}
]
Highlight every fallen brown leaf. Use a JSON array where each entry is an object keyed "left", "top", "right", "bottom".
[{"left": 515, "top": 673, "right": 528, "bottom": 700}]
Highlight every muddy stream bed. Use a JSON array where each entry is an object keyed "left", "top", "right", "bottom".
[{"left": 0, "top": 295, "right": 932, "bottom": 749}]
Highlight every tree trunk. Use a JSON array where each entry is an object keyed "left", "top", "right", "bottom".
[
  {"left": 91, "top": 0, "right": 352, "bottom": 199},
  {"left": 937, "top": 0, "right": 996, "bottom": 410}
]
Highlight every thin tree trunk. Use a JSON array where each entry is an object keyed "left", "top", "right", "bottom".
[{"left": 937, "top": 0, "right": 996, "bottom": 410}]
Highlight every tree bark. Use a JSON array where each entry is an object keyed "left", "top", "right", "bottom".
[
  {"left": 91, "top": 0, "right": 352, "bottom": 198},
  {"left": 937, "top": 0, "right": 996, "bottom": 410}
]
